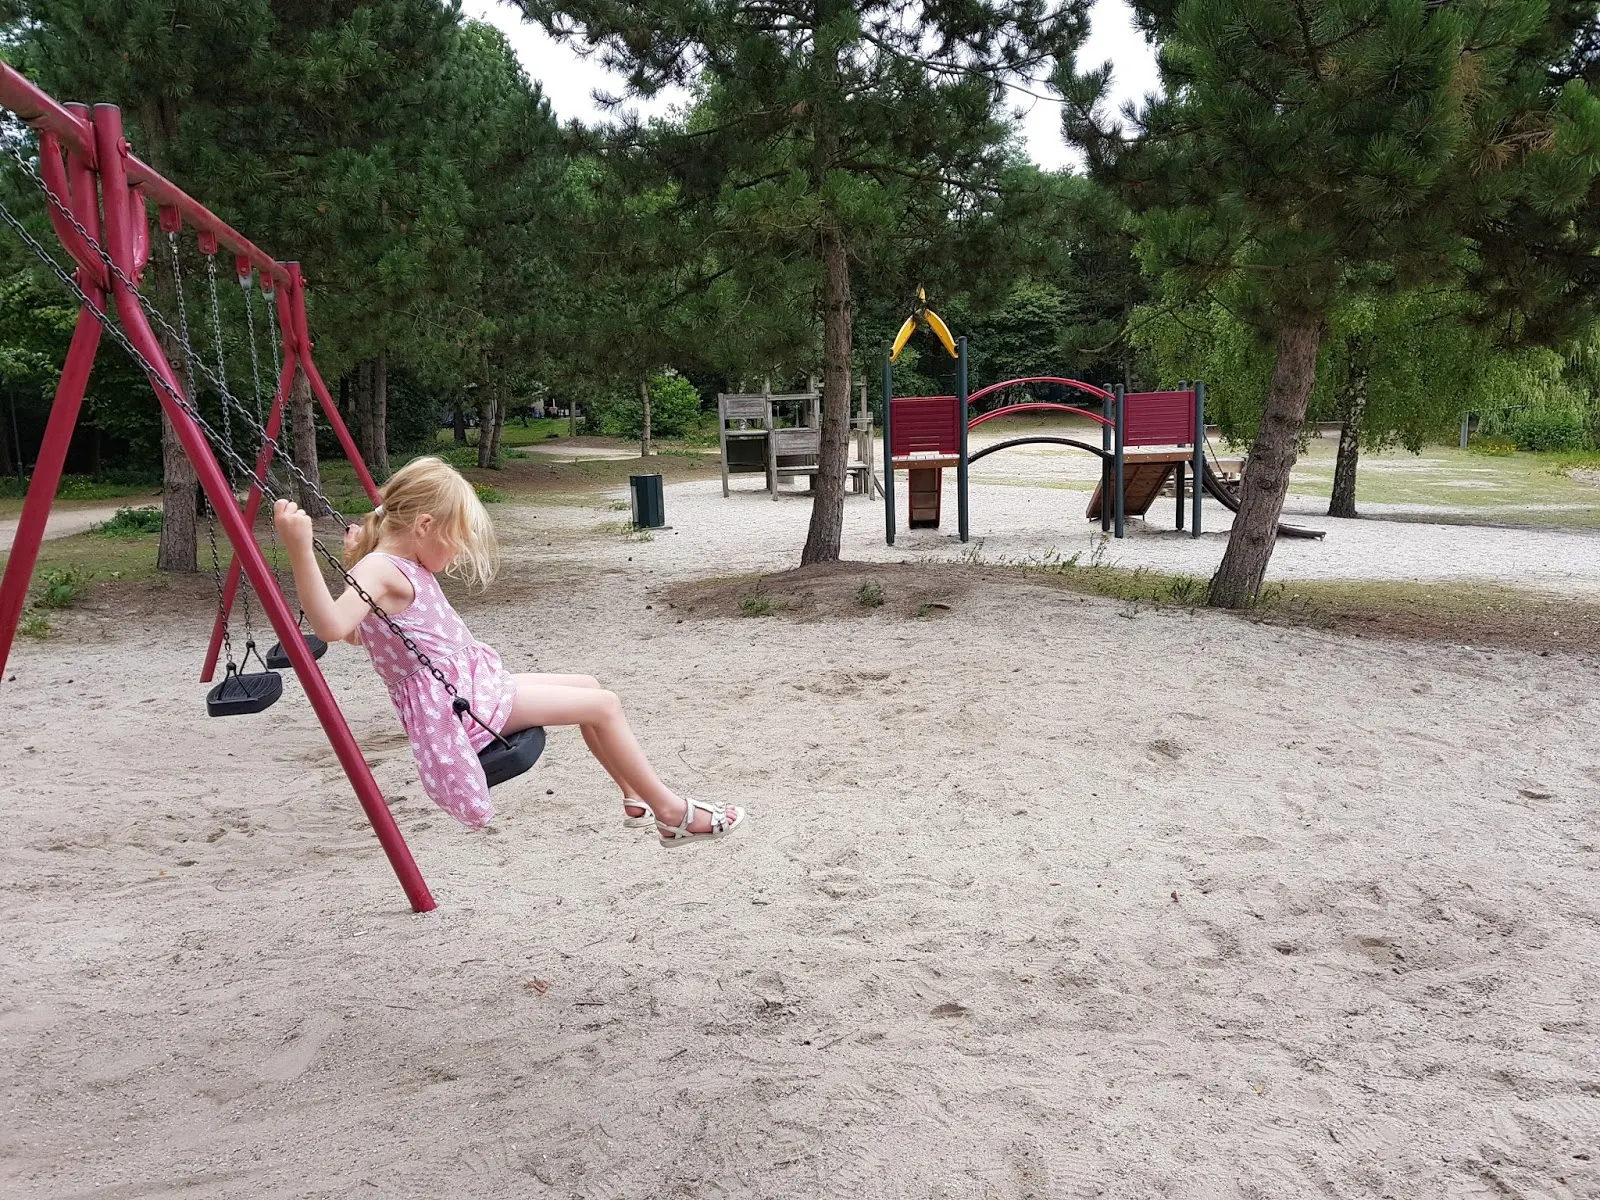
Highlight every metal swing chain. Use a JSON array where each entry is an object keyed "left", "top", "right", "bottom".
[
  {"left": 202, "top": 249, "right": 261, "bottom": 651},
  {"left": 240, "top": 268, "right": 313, "bottom": 638},
  {"left": 241, "top": 273, "right": 289, "bottom": 578},
  {"left": 0, "top": 167, "right": 509, "bottom": 746},
  {"left": 166, "top": 227, "right": 238, "bottom": 675},
  {"left": 240, "top": 270, "right": 267, "bottom": 426}
]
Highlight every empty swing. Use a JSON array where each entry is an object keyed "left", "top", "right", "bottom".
[{"left": 158, "top": 219, "right": 281, "bottom": 718}]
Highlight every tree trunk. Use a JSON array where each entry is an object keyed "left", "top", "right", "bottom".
[
  {"left": 156, "top": 410, "right": 198, "bottom": 571},
  {"left": 150, "top": 216, "right": 199, "bottom": 572},
  {"left": 453, "top": 400, "right": 467, "bottom": 444},
  {"left": 0, "top": 390, "right": 13, "bottom": 478},
  {"left": 354, "top": 360, "right": 374, "bottom": 469},
  {"left": 372, "top": 350, "right": 389, "bottom": 479},
  {"left": 1328, "top": 337, "right": 1371, "bottom": 519},
  {"left": 289, "top": 368, "right": 326, "bottom": 516},
  {"left": 476, "top": 388, "right": 497, "bottom": 470},
  {"left": 801, "top": 224, "right": 852, "bottom": 566},
  {"left": 639, "top": 375, "right": 653, "bottom": 456},
  {"left": 1208, "top": 322, "right": 1323, "bottom": 609},
  {"left": 488, "top": 385, "right": 506, "bottom": 464}
]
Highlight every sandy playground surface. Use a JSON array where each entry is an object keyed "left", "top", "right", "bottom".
[{"left": 3, "top": 468, "right": 1600, "bottom": 1198}]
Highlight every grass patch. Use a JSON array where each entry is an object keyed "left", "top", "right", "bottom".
[
  {"left": 437, "top": 418, "right": 571, "bottom": 450},
  {"left": 0, "top": 474, "right": 155, "bottom": 502},
  {"left": 1280, "top": 438, "right": 1600, "bottom": 524},
  {"left": 738, "top": 592, "right": 776, "bottom": 617},
  {"left": 1, "top": 526, "right": 178, "bottom": 606},
  {"left": 669, "top": 559, "right": 1600, "bottom": 655},
  {"left": 17, "top": 610, "right": 51, "bottom": 638},
  {"left": 34, "top": 566, "right": 88, "bottom": 608},
  {"left": 596, "top": 520, "right": 653, "bottom": 542},
  {"left": 473, "top": 484, "right": 507, "bottom": 504},
  {"left": 94, "top": 506, "right": 163, "bottom": 537},
  {"left": 856, "top": 581, "right": 885, "bottom": 609}
]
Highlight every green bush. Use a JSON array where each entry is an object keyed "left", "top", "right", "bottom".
[
  {"left": 95, "top": 506, "right": 163, "bottom": 537},
  {"left": 589, "top": 373, "right": 704, "bottom": 440},
  {"left": 1510, "top": 408, "right": 1588, "bottom": 452}
]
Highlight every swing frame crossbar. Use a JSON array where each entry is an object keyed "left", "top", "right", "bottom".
[{"left": 0, "top": 65, "right": 436, "bottom": 914}]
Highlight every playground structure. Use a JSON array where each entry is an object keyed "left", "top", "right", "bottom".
[
  {"left": 0, "top": 64, "right": 549, "bottom": 913},
  {"left": 717, "top": 382, "right": 875, "bottom": 499},
  {"left": 885, "top": 377, "right": 1205, "bottom": 542},
  {"left": 881, "top": 294, "right": 1324, "bottom": 544}
]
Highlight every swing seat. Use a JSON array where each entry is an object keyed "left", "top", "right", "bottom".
[
  {"left": 206, "top": 668, "right": 283, "bottom": 717},
  {"left": 266, "top": 632, "right": 329, "bottom": 671},
  {"left": 478, "top": 726, "right": 546, "bottom": 788}
]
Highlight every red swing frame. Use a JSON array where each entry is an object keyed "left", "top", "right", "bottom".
[{"left": 0, "top": 66, "right": 435, "bottom": 913}]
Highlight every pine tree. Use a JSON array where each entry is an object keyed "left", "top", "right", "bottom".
[
  {"left": 3, "top": 0, "right": 277, "bottom": 567},
  {"left": 514, "top": 0, "right": 1087, "bottom": 564},
  {"left": 1063, "top": 0, "right": 1600, "bottom": 607}
]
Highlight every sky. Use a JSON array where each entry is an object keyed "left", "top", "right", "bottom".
[{"left": 457, "top": 0, "right": 1161, "bottom": 171}]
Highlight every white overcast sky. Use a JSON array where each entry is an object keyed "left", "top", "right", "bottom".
[{"left": 458, "top": 0, "right": 1160, "bottom": 171}]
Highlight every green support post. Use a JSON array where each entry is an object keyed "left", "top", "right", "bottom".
[
  {"left": 957, "top": 336, "right": 969, "bottom": 543},
  {"left": 1100, "top": 395, "right": 1112, "bottom": 532},
  {"left": 883, "top": 353, "right": 895, "bottom": 546},
  {"left": 1113, "top": 384, "right": 1126, "bottom": 539},
  {"left": 1192, "top": 380, "right": 1205, "bottom": 538}
]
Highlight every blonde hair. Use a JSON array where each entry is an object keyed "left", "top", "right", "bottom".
[{"left": 344, "top": 456, "right": 499, "bottom": 589}]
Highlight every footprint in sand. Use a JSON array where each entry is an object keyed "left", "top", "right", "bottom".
[{"left": 255, "top": 1016, "right": 334, "bottom": 1083}]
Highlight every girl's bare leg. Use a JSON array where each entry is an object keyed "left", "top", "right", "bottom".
[
  {"left": 501, "top": 681, "right": 719, "bottom": 833},
  {"left": 510, "top": 674, "right": 647, "bottom": 814}
]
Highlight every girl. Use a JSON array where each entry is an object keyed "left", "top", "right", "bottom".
[{"left": 272, "top": 456, "right": 744, "bottom": 846}]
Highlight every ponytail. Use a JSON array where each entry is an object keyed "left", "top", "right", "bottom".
[
  {"left": 338, "top": 458, "right": 496, "bottom": 587},
  {"left": 344, "top": 506, "right": 384, "bottom": 568}
]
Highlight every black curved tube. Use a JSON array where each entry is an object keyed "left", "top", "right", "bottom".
[{"left": 966, "top": 435, "right": 1111, "bottom": 465}]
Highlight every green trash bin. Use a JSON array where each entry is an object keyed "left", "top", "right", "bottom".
[{"left": 629, "top": 472, "right": 666, "bottom": 529}]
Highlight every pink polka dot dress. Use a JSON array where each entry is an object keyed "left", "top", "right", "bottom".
[{"left": 358, "top": 553, "right": 518, "bottom": 830}]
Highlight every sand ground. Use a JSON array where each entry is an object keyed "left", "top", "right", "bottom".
[{"left": 3, "top": 476, "right": 1600, "bottom": 1199}]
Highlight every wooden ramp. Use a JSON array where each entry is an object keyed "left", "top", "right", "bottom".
[{"left": 1086, "top": 456, "right": 1185, "bottom": 520}]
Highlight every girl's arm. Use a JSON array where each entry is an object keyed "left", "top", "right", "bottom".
[{"left": 273, "top": 500, "right": 408, "bottom": 643}]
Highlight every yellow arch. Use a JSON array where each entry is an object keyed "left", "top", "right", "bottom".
[{"left": 888, "top": 288, "right": 959, "bottom": 363}]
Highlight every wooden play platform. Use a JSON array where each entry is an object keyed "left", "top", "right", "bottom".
[{"left": 718, "top": 384, "right": 877, "bottom": 500}]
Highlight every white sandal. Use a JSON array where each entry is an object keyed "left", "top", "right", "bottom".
[
  {"left": 655, "top": 798, "right": 745, "bottom": 847},
  {"left": 623, "top": 799, "right": 656, "bottom": 830}
]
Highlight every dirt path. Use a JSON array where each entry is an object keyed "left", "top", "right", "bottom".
[{"left": 0, "top": 500, "right": 157, "bottom": 550}]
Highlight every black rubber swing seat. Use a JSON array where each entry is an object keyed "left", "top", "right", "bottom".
[
  {"left": 478, "top": 726, "right": 546, "bottom": 788},
  {"left": 206, "top": 667, "right": 283, "bottom": 717},
  {"left": 265, "top": 631, "right": 329, "bottom": 671}
]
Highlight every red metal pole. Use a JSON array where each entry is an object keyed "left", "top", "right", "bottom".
[
  {"left": 288, "top": 266, "right": 381, "bottom": 503},
  {"left": 0, "top": 106, "right": 105, "bottom": 681},
  {"left": 94, "top": 104, "right": 435, "bottom": 914},
  {"left": 0, "top": 313, "right": 101, "bottom": 678},
  {"left": 199, "top": 336, "right": 295, "bottom": 682}
]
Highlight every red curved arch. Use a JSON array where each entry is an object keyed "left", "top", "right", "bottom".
[
  {"left": 968, "top": 402, "right": 1112, "bottom": 431},
  {"left": 966, "top": 375, "right": 1113, "bottom": 408}
]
